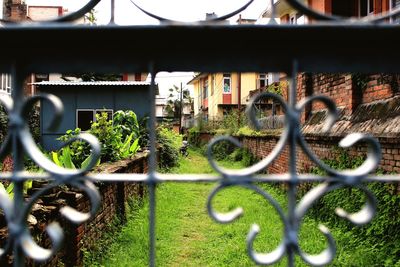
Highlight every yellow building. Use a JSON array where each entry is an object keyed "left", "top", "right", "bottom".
[{"left": 188, "top": 72, "right": 278, "bottom": 120}]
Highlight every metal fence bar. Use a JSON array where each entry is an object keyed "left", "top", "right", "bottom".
[
  {"left": 148, "top": 67, "right": 157, "bottom": 267},
  {"left": 1, "top": 25, "right": 400, "bottom": 74},
  {"left": 287, "top": 61, "right": 298, "bottom": 267},
  {"left": 11, "top": 65, "right": 25, "bottom": 267},
  {"left": 0, "top": 0, "right": 399, "bottom": 266},
  {"left": 2, "top": 172, "right": 399, "bottom": 184}
]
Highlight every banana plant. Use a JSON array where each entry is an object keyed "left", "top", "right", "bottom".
[
  {"left": 0, "top": 180, "right": 32, "bottom": 199},
  {"left": 0, "top": 182, "right": 14, "bottom": 199},
  {"left": 120, "top": 133, "right": 140, "bottom": 159},
  {"left": 52, "top": 146, "right": 100, "bottom": 169}
]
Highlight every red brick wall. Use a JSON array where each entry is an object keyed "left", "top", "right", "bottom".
[
  {"left": 0, "top": 153, "right": 149, "bottom": 267},
  {"left": 362, "top": 74, "right": 394, "bottom": 103},
  {"left": 307, "top": 73, "right": 353, "bottom": 113},
  {"left": 69, "top": 153, "right": 149, "bottom": 266},
  {"left": 297, "top": 73, "right": 398, "bottom": 121},
  {"left": 240, "top": 135, "right": 400, "bottom": 174},
  {"left": 199, "top": 132, "right": 214, "bottom": 144},
  {"left": 5, "top": 0, "right": 27, "bottom": 21}
]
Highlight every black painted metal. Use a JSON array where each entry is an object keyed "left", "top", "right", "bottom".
[
  {"left": 0, "top": 24, "right": 400, "bottom": 74},
  {"left": 1, "top": 0, "right": 400, "bottom": 266}
]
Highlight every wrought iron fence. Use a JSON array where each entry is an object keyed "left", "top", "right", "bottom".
[{"left": 0, "top": 0, "right": 400, "bottom": 266}]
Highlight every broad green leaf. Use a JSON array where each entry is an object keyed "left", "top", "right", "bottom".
[
  {"left": 62, "top": 147, "right": 76, "bottom": 169},
  {"left": 121, "top": 133, "right": 134, "bottom": 157},
  {"left": 130, "top": 138, "right": 140, "bottom": 154},
  {"left": 0, "top": 183, "right": 5, "bottom": 192},
  {"left": 23, "top": 180, "right": 33, "bottom": 195},
  {"left": 6, "top": 183, "right": 14, "bottom": 194},
  {"left": 52, "top": 152, "right": 62, "bottom": 167},
  {"left": 81, "top": 155, "right": 101, "bottom": 170}
]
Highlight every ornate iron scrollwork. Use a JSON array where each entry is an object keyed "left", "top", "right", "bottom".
[
  {"left": 0, "top": 93, "right": 101, "bottom": 262},
  {"left": 205, "top": 88, "right": 381, "bottom": 266},
  {"left": 0, "top": 0, "right": 399, "bottom": 266}
]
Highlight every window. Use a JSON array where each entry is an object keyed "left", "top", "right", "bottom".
[
  {"left": 198, "top": 83, "right": 202, "bottom": 108},
  {"left": 288, "top": 13, "right": 306, "bottom": 25},
  {"left": 368, "top": 0, "right": 374, "bottom": 14},
  {"left": 223, "top": 73, "right": 231, "bottom": 94},
  {"left": 391, "top": 0, "right": 400, "bottom": 23},
  {"left": 35, "top": 74, "right": 49, "bottom": 83},
  {"left": 76, "top": 109, "right": 113, "bottom": 131},
  {"left": 257, "top": 73, "right": 268, "bottom": 88},
  {"left": 203, "top": 79, "right": 208, "bottom": 99},
  {"left": 358, "top": 0, "right": 374, "bottom": 17},
  {"left": 134, "top": 73, "right": 142, "bottom": 81},
  {"left": 0, "top": 74, "right": 11, "bottom": 94},
  {"left": 95, "top": 109, "right": 113, "bottom": 121},
  {"left": 289, "top": 14, "right": 296, "bottom": 24},
  {"left": 77, "top": 110, "right": 94, "bottom": 131},
  {"left": 211, "top": 75, "right": 215, "bottom": 96}
]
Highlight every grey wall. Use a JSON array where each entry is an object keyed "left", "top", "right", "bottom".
[{"left": 39, "top": 85, "right": 150, "bottom": 150}]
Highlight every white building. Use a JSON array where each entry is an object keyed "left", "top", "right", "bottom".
[{"left": 155, "top": 96, "right": 168, "bottom": 119}]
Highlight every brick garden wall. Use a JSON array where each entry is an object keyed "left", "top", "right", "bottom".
[
  {"left": 362, "top": 74, "right": 396, "bottom": 104},
  {"left": 0, "top": 152, "right": 148, "bottom": 267},
  {"left": 65, "top": 153, "right": 148, "bottom": 266},
  {"left": 240, "top": 134, "right": 400, "bottom": 175},
  {"left": 297, "top": 73, "right": 399, "bottom": 122}
]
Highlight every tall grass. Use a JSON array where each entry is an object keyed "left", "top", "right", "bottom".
[{"left": 85, "top": 149, "right": 383, "bottom": 266}]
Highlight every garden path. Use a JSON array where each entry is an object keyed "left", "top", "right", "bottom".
[{"left": 87, "top": 149, "right": 358, "bottom": 266}]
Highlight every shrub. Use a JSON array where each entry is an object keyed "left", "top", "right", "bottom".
[
  {"left": 220, "top": 110, "right": 248, "bottom": 135},
  {"left": 188, "top": 127, "right": 201, "bottom": 147},
  {"left": 0, "top": 105, "right": 40, "bottom": 144},
  {"left": 308, "top": 150, "right": 400, "bottom": 266},
  {"left": 0, "top": 105, "right": 8, "bottom": 143},
  {"left": 28, "top": 106, "right": 40, "bottom": 143},
  {"left": 90, "top": 112, "right": 118, "bottom": 161},
  {"left": 228, "top": 148, "right": 257, "bottom": 167},
  {"left": 58, "top": 128, "right": 91, "bottom": 166},
  {"left": 113, "top": 110, "right": 140, "bottom": 141},
  {"left": 228, "top": 148, "right": 243, "bottom": 162},
  {"left": 157, "top": 126, "right": 181, "bottom": 170},
  {"left": 211, "top": 140, "right": 236, "bottom": 161},
  {"left": 235, "top": 126, "right": 260, "bottom": 136},
  {"left": 57, "top": 110, "right": 142, "bottom": 165},
  {"left": 138, "top": 116, "right": 149, "bottom": 149}
]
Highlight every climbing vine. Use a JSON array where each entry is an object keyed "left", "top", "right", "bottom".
[
  {"left": 351, "top": 73, "right": 370, "bottom": 91},
  {"left": 307, "top": 149, "right": 400, "bottom": 266},
  {"left": 378, "top": 73, "right": 400, "bottom": 94}
]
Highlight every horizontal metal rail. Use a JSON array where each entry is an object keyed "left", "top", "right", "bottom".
[
  {"left": 1, "top": 172, "right": 400, "bottom": 183},
  {"left": 0, "top": 24, "right": 399, "bottom": 74}
]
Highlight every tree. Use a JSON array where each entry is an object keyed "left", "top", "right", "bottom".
[
  {"left": 61, "top": 73, "right": 122, "bottom": 82},
  {"left": 165, "top": 84, "right": 191, "bottom": 119},
  {"left": 84, "top": 9, "right": 97, "bottom": 25}
]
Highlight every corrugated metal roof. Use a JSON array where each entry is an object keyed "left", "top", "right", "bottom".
[
  {"left": 32, "top": 81, "right": 152, "bottom": 86},
  {"left": 187, "top": 73, "right": 208, "bottom": 85}
]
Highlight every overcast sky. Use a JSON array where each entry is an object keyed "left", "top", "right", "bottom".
[{"left": 25, "top": 0, "right": 269, "bottom": 96}]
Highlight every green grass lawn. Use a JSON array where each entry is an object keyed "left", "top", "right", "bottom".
[{"left": 84, "top": 149, "right": 381, "bottom": 266}]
